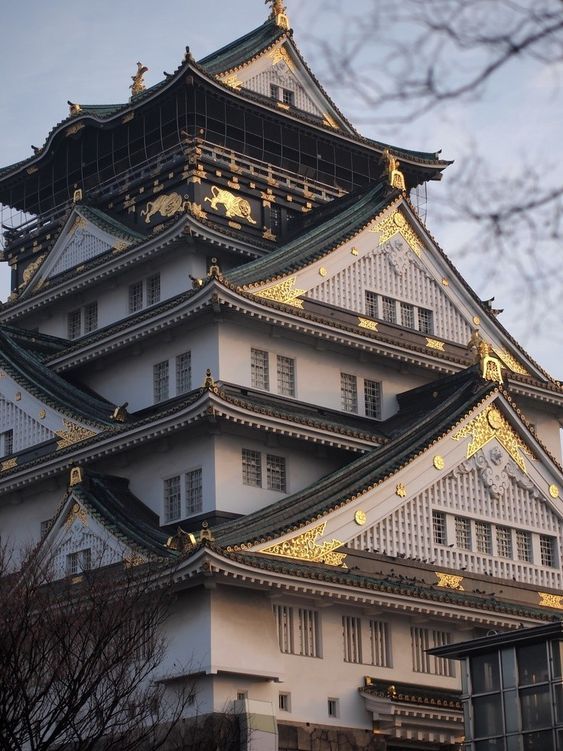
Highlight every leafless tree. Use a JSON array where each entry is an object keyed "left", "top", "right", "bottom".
[
  {"left": 0, "top": 545, "right": 239, "bottom": 751},
  {"left": 302, "top": 0, "right": 563, "bottom": 336}
]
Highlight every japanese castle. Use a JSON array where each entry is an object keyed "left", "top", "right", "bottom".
[{"left": 1, "top": 2, "right": 562, "bottom": 749}]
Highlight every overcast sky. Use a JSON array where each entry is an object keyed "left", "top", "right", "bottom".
[{"left": 0, "top": 0, "right": 560, "bottom": 377}]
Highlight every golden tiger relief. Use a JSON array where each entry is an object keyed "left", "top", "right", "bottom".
[{"left": 204, "top": 185, "right": 257, "bottom": 224}]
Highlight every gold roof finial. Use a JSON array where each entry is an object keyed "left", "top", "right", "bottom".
[
  {"left": 266, "top": 0, "right": 290, "bottom": 29},
  {"left": 67, "top": 101, "right": 82, "bottom": 116},
  {"left": 130, "top": 62, "right": 149, "bottom": 98},
  {"left": 467, "top": 330, "right": 504, "bottom": 384},
  {"left": 383, "top": 149, "right": 406, "bottom": 192}
]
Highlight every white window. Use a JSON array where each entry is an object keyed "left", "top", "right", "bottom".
[
  {"left": 327, "top": 698, "right": 339, "bottom": 718},
  {"left": 342, "top": 616, "right": 362, "bottom": 663},
  {"left": 129, "top": 273, "right": 160, "bottom": 313},
  {"left": 417, "top": 307, "right": 434, "bottom": 334},
  {"left": 267, "top": 454, "right": 287, "bottom": 492},
  {"left": 185, "top": 469, "right": 203, "bottom": 515},
  {"left": 277, "top": 355, "right": 295, "bottom": 397},
  {"left": 400, "top": 302, "right": 415, "bottom": 329},
  {"left": 270, "top": 84, "right": 280, "bottom": 100},
  {"left": 455, "top": 516, "right": 472, "bottom": 550},
  {"left": 475, "top": 521, "right": 493, "bottom": 554},
  {"left": 176, "top": 352, "right": 191, "bottom": 394},
  {"left": 251, "top": 348, "right": 269, "bottom": 390},
  {"left": 273, "top": 604, "right": 294, "bottom": 654},
  {"left": 370, "top": 620, "right": 391, "bottom": 667},
  {"left": 540, "top": 535, "right": 557, "bottom": 567},
  {"left": 298, "top": 608, "right": 320, "bottom": 657},
  {"left": 66, "top": 548, "right": 91, "bottom": 576},
  {"left": 1, "top": 429, "right": 13, "bottom": 458},
  {"left": 341, "top": 373, "right": 358, "bottom": 413},
  {"left": 242, "top": 448, "right": 262, "bottom": 487},
  {"left": 365, "top": 291, "right": 378, "bottom": 318},
  {"left": 128, "top": 280, "right": 144, "bottom": 313},
  {"left": 279, "top": 693, "right": 291, "bottom": 712},
  {"left": 84, "top": 301, "right": 98, "bottom": 334},
  {"left": 282, "top": 88, "right": 294, "bottom": 106},
  {"left": 496, "top": 526, "right": 513, "bottom": 558},
  {"left": 67, "top": 302, "right": 98, "bottom": 339},
  {"left": 411, "top": 627, "right": 454, "bottom": 676},
  {"left": 146, "top": 273, "right": 160, "bottom": 306},
  {"left": 516, "top": 529, "right": 533, "bottom": 562},
  {"left": 432, "top": 510, "right": 447, "bottom": 545},
  {"left": 364, "top": 379, "right": 382, "bottom": 419},
  {"left": 381, "top": 296, "right": 397, "bottom": 324},
  {"left": 164, "top": 475, "right": 181, "bottom": 522},
  {"left": 164, "top": 470, "right": 203, "bottom": 522},
  {"left": 153, "top": 360, "right": 169, "bottom": 403}
]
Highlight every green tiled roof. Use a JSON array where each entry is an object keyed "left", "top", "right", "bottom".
[
  {"left": 78, "top": 205, "right": 146, "bottom": 241},
  {"left": 198, "top": 19, "right": 284, "bottom": 74}
]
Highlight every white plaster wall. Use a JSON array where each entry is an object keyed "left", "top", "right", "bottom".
[
  {"left": 0, "top": 482, "right": 64, "bottom": 552},
  {"left": 518, "top": 403, "right": 562, "bottom": 463}
]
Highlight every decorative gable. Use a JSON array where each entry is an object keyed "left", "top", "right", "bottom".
[{"left": 0, "top": 395, "right": 55, "bottom": 455}]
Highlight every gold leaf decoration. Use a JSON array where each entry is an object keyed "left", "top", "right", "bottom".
[
  {"left": 55, "top": 420, "right": 97, "bottom": 450},
  {"left": 219, "top": 73, "right": 243, "bottom": 90},
  {"left": 395, "top": 483, "right": 407, "bottom": 498},
  {"left": 358, "top": 317, "right": 378, "bottom": 331},
  {"left": 254, "top": 277, "right": 306, "bottom": 308},
  {"left": 452, "top": 406, "right": 534, "bottom": 473},
  {"left": 370, "top": 210, "right": 422, "bottom": 257},
  {"left": 259, "top": 522, "right": 346, "bottom": 567},
  {"left": 65, "top": 502, "right": 88, "bottom": 528},
  {"left": 426, "top": 338, "right": 445, "bottom": 351},
  {"left": 204, "top": 185, "right": 257, "bottom": 224},
  {"left": 436, "top": 572, "right": 464, "bottom": 591},
  {"left": 1, "top": 458, "right": 17, "bottom": 472},
  {"left": 269, "top": 45, "right": 294, "bottom": 71},
  {"left": 323, "top": 113, "right": 338, "bottom": 129},
  {"left": 20, "top": 254, "right": 46, "bottom": 288},
  {"left": 538, "top": 592, "right": 563, "bottom": 610},
  {"left": 492, "top": 345, "right": 529, "bottom": 375},
  {"left": 140, "top": 192, "right": 186, "bottom": 224}
]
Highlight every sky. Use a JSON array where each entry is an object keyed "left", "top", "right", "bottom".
[{"left": 0, "top": 0, "right": 560, "bottom": 377}]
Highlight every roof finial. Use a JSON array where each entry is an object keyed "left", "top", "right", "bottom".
[
  {"left": 266, "top": 0, "right": 290, "bottom": 29},
  {"left": 383, "top": 149, "right": 406, "bottom": 192},
  {"left": 130, "top": 62, "right": 149, "bottom": 98},
  {"left": 467, "top": 330, "right": 504, "bottom": 385}
]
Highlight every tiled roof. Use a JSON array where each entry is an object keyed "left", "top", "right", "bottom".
[
  {"left": 78, "top": 205, "right": 146, "bottom": 242},
  {"left": 198, "top": 19, "right": 285, "bottom": 74}
]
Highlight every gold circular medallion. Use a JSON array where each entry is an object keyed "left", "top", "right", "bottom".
[
  {"left": 38, "top": 408, "right": 46, "bottom": 419},
  {"left": 354, "top": 509, "right": 367, "bottom": 526},
  {"left": 351, "top": 247, "right": 358, "bottom": 256},
  {"left": 393, "top": 212, "right": 406, "bottom": 227},
  {"left": 441, "top": 278, "right": 449, "bottom": 286},
  {"left": 433, "top": 455, "right": 445, "bottom": 470},
  {"left": 549, "top": 484, "right": 560, "bottom": 499},
  {"left": 319, "top": 267, "right": 327, "bottom": 277},
  {"left": 487, "top": 408, "right": 503, "bottom": 430},
  {"left": 473, "top": 315, "right": 481, "bottom": 326}
]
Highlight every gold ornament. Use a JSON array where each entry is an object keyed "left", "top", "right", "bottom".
[
  {"left": 354, "top": 509, "right": 367, "bottom": 526},
  {"left": 538, "top": 592, "right": 563, "bottom": 610},
  {"left": 259, "top": 522, "right": 346, "bottom": 567},
  {"left": 549, "top": 484, "right": 560, "bottom": 499},
  {"left": 219, "top": 73, "right": 243, "bottom": 90},
  {"left": 56, "top": 420, "right": 97, "bottom": 450},
  {"left": 269, "top": 45, "right": 294, "bottom": 71},
  {"left": 130, "top": 62, "right": 148, "bottom": 97},
  {"left": 204, "top": 185, "right": 257, "bottom": 224},
  {"left": 395, "top": 483, "right": 407, "bottom": 498},
  {"left": 433, "top": 455, "right": 445, "bottom": 470},
  {"left": 383, "top": 149, "right": 406, "bottom": 191},
  {"left": 65, "top": 502, "right": 88, "bottom": 528},
  {"left": 426, "top": 338, "right": 445, "bottom": 351},
  {"left": 436, "top": 572, "right": 464, "bottom": 591},
  {"left": 141, "top": 192, "right": 186, "bottom": 223},
  {"left": 370, "top": 210, "right": 422, "bottom": 257},
  {"left": 254, "top": 277, "right": 306, "bottom": 308},
  {"left": 358, "top": 317, "right": 378, "bottom": 331}
]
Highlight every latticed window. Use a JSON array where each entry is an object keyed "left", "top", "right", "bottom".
[
  {"left": 277, "top": 355, "right": 295, "bottom": 397},
  {"left": 370, "top": 620, "right": 391, "bottom": 667},
  {"left": 540, "top": 535, "right": 556, "bottom": 567},
  {"left": 176, "top": 352, "right": 191, "bottom": 394},
  {"left": 251, "top": 348, "right": 269, "bottom": 390},
  {"left": 67, "top": 309, "right": 82, "bottom": 340},
  {"left": 496, "top": 526, "right": 513, "bottom": 558},
  {"left": 185, "top": 469, "right": 203, "bottom": 515},
  {"left": 163, "top": 476, "right": 181, "bottom": 522},
  {"left": 411, "top": 627, "right": 454, "bottom": 676},
  {"left": 382, "top": 296, "right": 397, "bottom": 324},
  {"left": 267, "top": 454, "right": 287, "bottom": 492},
  {"left": 341, "top": 373, "right": 358, "bottom": 413},
  {"left": 475, "top": 522, "right": 492, "bottom": 554},
  {"left": 270, "top": 84, "right": 280, "bottom": 100},
  {"left": 298, "top": 608, "right": 320, "bottom": 657},
  {"left": 84, "top": 301, "right": 98, "bottom": 333},
  {"left": 432, "top": 510, "right": 447, "bottom": 545},
  {"left": 146, "top": 274, "right": 160, "bottom": 306},
  {"left": 153, "top": 360, "right": 169, "bottom": 403},
  {"left": 365, "top": 291, "right": 378, "bottom": 318},
  {"left": 1, "top": 429, "right": 13, "bottom": 458},
  {"left": 242, "top": 448, "right": 262, "bottom": 487},
  {"left": 129, "top": 281, "right": 144, "bottom": 313},
  {"left": 342, "top": 616, "right": 362, "bottom": 663},
  {"left": 418, "top": 307, "right": 434, "bottom": 334},
  {"left": 282, "top": 88, "right": 294, "bottom": 105},
  {"left": 273, "top": 604, "right": 294, "bottom": 653},
  {"left": 364, "top": 379, "right": 382, "bottom": 419},
  {"left": 516, "top": 530, "right": 532, "bottom": 562},
  {"left": 400, "top": 302, "right": 415, "bottom": 329},
  {"left": 66, "top": 548, "right": 91, "bottom": 576},
  {"left": 455, "top": 516, "right": 471, "bottom": 550}
]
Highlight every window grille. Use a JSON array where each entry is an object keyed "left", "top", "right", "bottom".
[
  {"left": 267, "top": 454, "right": 287, "bottom": 492},
  {"left": 164, "top": 476, "right": 181, "bottom": 522},
  {"left": 516, "top": 530, "right": 533, "bottom": 562},
  {"left": 277, "top": 355, "right": 295, "bottom": 397},
  {"left": 84, "top": 301, "right": 98, "bottom": 333},
  {"left": 382, "top": 296, "right": 397, "bottom": 324},
  {"left": 282, "top": 88, "right": 294, "bottom": 105},
  {"left": 411, "top": 627, "right": 454, "bottom": 676},
  {"left": 364, "top": 379, "right": 382, "bottom": 419},
  {"left": 273, "top": 604, "right": 294, "bottom": 653},
  {"left": 1, "top": 429, "right": 13, "bottom": 457},
  {"left": 298, "top": 608, "right": 320, "bottom": 657},
  {"left": 540, "top": 535, "right": 556, "bottom": 567},
  {"left": 176, "top": 352, "right": 191, "bottom": 394},
  {"left": 496, "top": 526, "right": 513, "bottom": 558},
  {"left": 400, "top": 302, "right": 415, "bottom": 329},
  {"left": 342, "top": 616, "right": 362, "bottom": 663},
  {"left": 242, "top": 448, "right": 262, "bottom": 487},
  {"left": 185, "top": 468, "right": 202, "bottom": 515},
  {"left": 365, "top": 291, "right": 378, "bottom": 318},
  {"left": 146, "top": 273, "right": 160, "bottom": 306},
  {"left": 251, "top": 348, "right": 269, "bottom": 390},
  {"left": 370, "top": 620, "right": 391, "bottom": 667},
  {"left": 153, "top": 360, "right": 169, "bottom": 403},
  {"left": 432, "top": 510, "right": 447, "bottom": 545},
  {"left": 129, "top": 281, "right": 144, "bottom": 313},
  {"left": 67, "top": 309, "right": 82, "bottom": 340},
  {"left": 341, "top": 373, "right": 358, "bottom": 413},
  {"left": 475, "top": 521, "right": 492, "bottom": 554},
  {"left": 270, "top": 84, "right": 280, "bottom": 100},
  {"left": 66, "top": 548, "right": 91, "bottom": 576},
  {"left": 417, "top": 307, "right": 434, "bottom": 334},
  {"left": 455, "top": 516, "right": 472, "bottom": 550}
]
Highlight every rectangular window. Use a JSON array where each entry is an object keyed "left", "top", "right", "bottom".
[
  {"left": 185, "top": 468, "right": 203, "bottom": 515},
  {"left": 496, "top": 526, "right": 513, "bottom": 558},
  {"left": 273, "top": 604, "right": 293, "bottom": 654},
  {"left": 475, "top": 521, "right": 492, "bottom": 554},
  {"left": 370, "top": 620, "right": 391, "bottom": 667},
  {"left": 146, "top": 274, "right": 160, "bottom": 306},
  {"left": 128, "top": 280, "right": 144, "bottom": 313},
  {"left": 66, "top": 548, "right": 91, "bottom": 576},
  {"left": 83, "top": 301, "right": 98, "bottom": 334},
  {"left": 411, "top": 627, "right": 454, "bottom": 676},
  {"left": 364, "top": 379, "right": 382, "bottom": 419},
  {"left": 432, "top": 510, "right": 447, "bottom": 545},
  {"left": 282, "top": 88, "right": 294, "bottom": 106},
  {"left": 540, "top": 535, "right": 556, "bottom": 567},
  {"left": 342, "top": 616, "right": 362, "bottom": 663},
  {"left": 267, "top": 454, "right": 287, "bottom": 492},
  {"left": 516, "top": 530, "right": 533, "bottom": 562},
  {"left": 164, "top": 475, "right": 181, "bottom": 522},
  {"left": 298, "top": 608, "right": 320, "bottom": 657},
  {"left": 176, "top": 352, "right": 191, "bottom": 394},
  {"left": 341, "top": 373, "right": 358, "bottom": 413},
  {"left": 67, "top": 309, "right": 82, "bottom": 340},
  {"left": 279, "top": 693, "right": 291, "bottom": 712},
  {"left": 327, "top": 698, "right": 339, "bottom": 718},
  {"left": 400, "top": 302, "right": 415, "bottom": 329},
  {"left": 418, "top": 307, "right": 434, "bottom": 334},
  {"left": 251, "top": 348, "right": 269, "bottom": 390},
  {"left": 153, "top": 360, "right": 169, "bottom": 403},
  {"left": 270, "top": 83, "right": 280, "bottom": 100},
  {"left": 455, "top": 516, "right": 472, "bottom": 550},
  {"left": 1, "top": 429, "right": 14, "bottom": 458},
  {"left": 242, "top": 448, "right": 262, "bottom": 487},
  {"left": 277, "top": 355, "right": 295, "bottom": 397},
  {"left": 381, "top": 296, "right": 396, "bottom": 324},
  {"left": 365, "top": 291, "right": 378, "bottom": 318}
]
